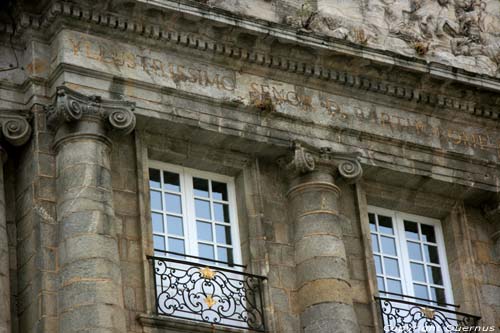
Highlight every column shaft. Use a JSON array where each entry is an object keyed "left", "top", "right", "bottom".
[
  {"left": 55, "top": 120, "right": 126, "bottom": 333},
  {"left": 288, "top": 169, "right": 359, "bottom": 333},
  {"left": 0, "top": 149, "right": 11, "bottom": 333}
]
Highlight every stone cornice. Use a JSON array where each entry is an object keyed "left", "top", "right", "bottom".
[
  {"left": 46, "top": 86, "right": 136, "bottom": 135},
  {"left": 3, "top": 1, "right": 500, "bottom": 123},
  {"left": 278, "top": 142, "right": 363, "bottom": 183},
  {"left": 0, "top": 111, "right": 32, "bottom": 146}
]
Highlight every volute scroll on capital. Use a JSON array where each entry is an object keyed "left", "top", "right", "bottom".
[
  {"left": 46, "top": 86, "right": 136, "bottom": 135},
  {"left": 0, "top": 112, "right": 32, "bottom": 147},
  {"left": 278, "top": 142, "right": 363, "bottom": 183}
]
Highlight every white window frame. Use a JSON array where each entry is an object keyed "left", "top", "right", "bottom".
[
  {"left": 149, "top": 160, "right": 243, "bottom": 267},
  {"left": 368, "top": 206, "right": 454, "bottom": 306}
]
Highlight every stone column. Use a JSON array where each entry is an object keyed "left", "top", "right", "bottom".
[
  {"left": 483, "top": 196, "right": 500, "bottom": 260},
  {"left": 0, "top": 113, "right": 32, "bottom": 333},
  {"left": 46, "top": 87, "right": 136, "bottom": 333},
  {"left": 279, "top": 143, "right": 362, "bottom": 333}
]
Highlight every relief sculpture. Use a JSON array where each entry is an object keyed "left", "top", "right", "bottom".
[{"left": 286, "top": 0, "right": 500, "bottom": 75}]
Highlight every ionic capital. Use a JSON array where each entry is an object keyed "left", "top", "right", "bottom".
[
  {"left": 0, "top": 112, "right": 32, "bottom": 147},
  {"left": 46, "top": 86, "right": 136, "bottom": 135},
  {"left": 278, "top": 142, "right": 363, "bottom": 183}
]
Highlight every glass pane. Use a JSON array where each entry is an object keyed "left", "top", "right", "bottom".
[
  {"left": 150, "top": 191, "right": 162, "bottom": 210},
  {"left": 414, "top": 284, "right": 429, "bottom": 300},
  {"left": 149, "top": 169, "right": 161, "bottom": 188},
  {"left": 168, "top": 237, "right": 185, "bottom": 254},
  {"left": 377, "top": 277, "right": 385, "bottom": 292},
  {"left": 387, "top": 279, "right": 402, "bottom": 294},
  {"left": 407, "top": 241, "right": 423, "bottom": 261},
  {"left": 195, "top": 199, "right": 211, "bottom": 219},
  {"left": 199, "top": 243, "right": 215, "bottom": 260},
  {"left": 381, "top": 236, "right": 397, "bottom": 256},
  {"left": 217, "top": 247, "right": 234, "bottom": 265},
  {"left": 369, "top": 213, "right": 377, "bottom": 232},
  {"left": 153, "top": 235, "right": 165, "bottom": 250},
  {"left": 428, "top": 266, "right": 443, "bottom": 285},
  {"left": 404, "top": 220, "right": 419, "bottom": 240},
  {"left": 216, "top": 224, "right": 232, "bottom": 245},
  {"left": 197, "top": 221, "right": 213, "bottom": 241},
  {"left": 430, "top": 287, "right": 446, "bottom": 305},
  {"left": 165, "top": 193, "right": 182, "bottom": 214},
  {"left": 193, "top": 177, "right": 209, "bottom": 198},
  {"left": 212, "top": 181, "right": 228, "bottom": 201},
  {"left": 384, "top": 257, "right": 400, "bottom": 277},
  {"left": 167, "top": 215, "right": 183, "bottom": 236},
  {"left": 371, "top": 234, "right": 379, "bottom": 253},
  {"left": 163, "top": 171, "right": 180, "bottom": 192},
  {"left": 410, "top": 263, "right": 426, "bottom": 283},
  {"left": 378, "top": 215, "right": 394, "bottom": 235},
  {"left": 213, "top": 203, "right": 230, "bottom": 222},
  {"left": 421, "top": 224, "right": 436, "bottom": 243},
  {"left": 152, "top": 213, "right": 164, "bottom": 233},
  {"left": 424, "top": 245, "right": 440, "bottom": 264},
  {"left": 374, "top": 255, "right": 383, "bottom": 275}
]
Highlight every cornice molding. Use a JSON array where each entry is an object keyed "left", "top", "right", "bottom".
[
  {"left": 0, "top": 111, "right": 32, "bottom": 147},
  {"left": 46, "top": 86, "right": 136, "bottom": 135},
  {"left": 278, "top": 141, "right": 363, "bottom": 183},
  {"left": 3, "top": 1, "right": 500, "bottom": 122}
]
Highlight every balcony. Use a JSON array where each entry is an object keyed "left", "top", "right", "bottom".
[
  {"left": 147, "top": 251, "right": 267, "bottom": 332},
  {"left": 375, "top": 292, "right": 481, "bottom": 333}
]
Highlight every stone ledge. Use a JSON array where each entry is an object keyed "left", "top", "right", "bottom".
[{"left": 137, "top": 313, "right": 254, "bottom": 333}]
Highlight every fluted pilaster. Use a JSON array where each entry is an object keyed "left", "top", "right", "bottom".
[{"left": 46, "top": 86, "right": 136, "bottom": 333}]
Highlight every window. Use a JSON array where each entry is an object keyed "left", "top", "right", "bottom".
[
  {"left": 368, "top": 206, "right": 453, "bottom": 306},
  {"left": 149, "top": 162, "right": 242, "bottom": 266}
]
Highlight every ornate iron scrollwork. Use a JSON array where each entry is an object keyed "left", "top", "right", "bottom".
[
  {"left": 375, "top": 294, "right": 481, "bottom": 333},
  {"left": 149, "top": 254, "right": 266, "bottom": 332}
]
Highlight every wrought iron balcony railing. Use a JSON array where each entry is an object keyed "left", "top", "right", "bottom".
[
  {"left": 148, "top": 250, "right": 267, "bottom": 332},
  {"left": 375, "top": 292, "right": 481, "bottom": 333}
]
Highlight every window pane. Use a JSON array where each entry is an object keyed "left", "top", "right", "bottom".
[
  {"left": 154, "top": 235, "right": 165, "bottom": 250},
  {"left": 163, "top": 171, "right": 180, "bottom": 192},
  {"left": 374, "top": 255, "right": 383, "bottom": 275},
  {"left": 217, "top": 247, "right": 234, "bottom": 265},
  {"left": 168, "top": 238, "right": 185, "bottom": 254},
  {"left": 384, "top": 257, "right": 400, "bottom": 277},
  {"left": 197, "top": 221, "right": 213, "bottom": 241},
  {"left": 381, "top": 236, "right": 397, "bottom": 256},
  {"left": 193, "top": 177, "right": 209, "bottom": 198},
  {"left": 212, "top": 181, "right": 228, "bottom": 201},
  {"left": 216, "top": 224, "right": 232, "bottom": 245},
  {"left": 377, "top": 277, "right": 385, "bottom": 292},
  {"left": 407, "top": 241, "right": 423, "bottom": 261},
  {"left": 167, "top": 215, "right": 183, "bottom": 236},
  {"left": 195, "top": 199, "right": 211, "bottom": 219},
  {"left": 414, "top": 284, "right": 429, "bottom": 300},
  {"left": 410, "top": 263, "right": 426, "bottom": 283},
  {"left": 378, "top": 215, "right": 394, "bottom": 235},
  {"left": 387, "top": 279, "right": 402, "bottom": 294},
  {"left": 427, "top": 266, "right": 443, "bottom": 285},
  {"left": 213, "top": 203, "right": 230, "bottom": 222},
  {"left": 421, "top": 224, "right": 436, "bottom": 243},
  {"left": 149, "top": 169, "right": 161, "bottom": 188},
  {"left": 369, "top": 213, "right": 377, "bottom": 232},
  {"left": 165, "top": 193, "right": 182, "bottom": 214},
  {"left": 371, "top": 234, "right": 379, "bottom": 252},
  {"left": 404, "top": 220, "right": 419, "bottom": 240},
  {"left": 424, "top": 245, "right": 440, "bottom": 264},
  {"left": 199, "top": 243, "right": 215, "bottom": 260},
  {"left": 430, "top": 287, "right": 446, "bottom": 305},
  {"left": 152, "top": 213, "right": 164, "bottom": 233},
  {"left": 150, "top": 191, "right": 162, "bottom": 210}
]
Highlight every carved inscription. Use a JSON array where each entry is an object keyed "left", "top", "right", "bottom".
[{"left": 62, "top": 33, "right": 500, "bottom": 159}]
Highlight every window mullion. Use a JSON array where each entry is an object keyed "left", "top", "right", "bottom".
[
  {"left": 183, "top": 170, "right": 197, "bottom": 258},
  {"left": 394, "top": 212, "right": 413, "bottom": 298}
]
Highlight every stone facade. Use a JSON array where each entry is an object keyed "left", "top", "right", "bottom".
[{"left": 0, "top": 0, "right": 499, "bottom": 332}]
